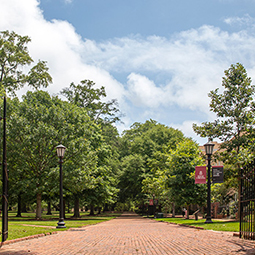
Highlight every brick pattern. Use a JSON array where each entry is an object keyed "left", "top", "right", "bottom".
[{"left": 0, "top": 212, "right": 254, "bottom": 254}]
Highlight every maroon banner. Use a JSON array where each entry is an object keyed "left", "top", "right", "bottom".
[
  {"left": 195, "top": 166, "right": 206, "bottom": 184},
  {"left": 149, "top": 199, "right": 153, "bottom": 205}
]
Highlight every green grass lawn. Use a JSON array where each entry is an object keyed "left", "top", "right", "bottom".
[
  {"left": 1, "top": 211, "right": 121, "bottom": 241},
  {"left": 154, "top": 217, "right": 239, "bottom": 232}
]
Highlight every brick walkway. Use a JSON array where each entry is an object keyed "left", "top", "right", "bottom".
[{"left": 0, "top": 212, "right": 255, "bottom": 254}]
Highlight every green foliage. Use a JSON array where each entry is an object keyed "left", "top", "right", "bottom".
[
  {"left": 60, "top": 80, "right": 122, "bottom": 213},
  {"left": 166, "top": 139, "right": 206, "bottom": 207},
  {"left": 119, "top": 120, "right": 205, "bottom": 214},
  {"left": 61, "top": 80, "right": 121, "bottom": 123},
  {"left": 5, "top": 29, "right": 244, "bottom": 220},
  {"left": 193, "top": 63, "right": 255, "bottom": 153},
  {"left": 120, "top": 120, "right": 183, "bottom": 158},
  {"left": 142, "top": 151, "right": 169, "bottom": 203},
  {"left": 7, "top": 90, "right": 100, "bottom": 218},
  {"left": 192, "top": 63, "right": 255, "bottom": 201},
  {"left": 0, "top": 30, "right": 52, "bottom": 95},
  {"left": 26, "top": 60, "right": 52, "bottom": 89},
  {"left": 118, "top": 154, "right": 145, "bottom": 202},
  {"left": 114, "top": 200, "right": 137, "bottom": 212},
  {"left": 118, "top": 120, "right": 185, "bottom": 206},
  {"left": 211, "top": 183, "right": 237, "bottom": 204}
]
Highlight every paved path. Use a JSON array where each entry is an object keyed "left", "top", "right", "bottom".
[{"left": 0, "top": 212, "right": 255, "bottom": 254}]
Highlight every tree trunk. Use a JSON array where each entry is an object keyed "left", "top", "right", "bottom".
[
  {"left": 21, "top": 203, "right": 27, "bottom": 213},
  {"left": 16, "top": 194, "right": 22, "bottom": 217},
  {"left": 73, "top": 197, "right": 80, "bottom": 218},
  {"left": 98, "top": 207, "right": 102, "bottom": 215},
  {"left": 67, "top": 200, "right": 70, "bottom": 213},
  {"left": 172, "top": 202, "right": 175, "bottom": 217},
  {"left": 89, "top": 204, "right": 95, "bottom": 216},
  {"left": 36, "top": 193, "right": 42, "bottom": 219},
  {"left": 103, "top": 203, "right": 109, "bottom": 212},
  {"left": 47, "top": 201, "right": 52, "bottom": 215},
  {"left": 186, "top": 205, "right": 190, "bottom": 219}
]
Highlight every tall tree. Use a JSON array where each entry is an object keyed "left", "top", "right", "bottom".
[
  {"left": 7, "top": 91, "right": 97, "bottom": 219},
  {"left": 118, "top": 154, "right": 145, "bottom": 203},
  {"left": 118, "top": 120, "right": 184, "bottom": 206},
  {"left": 193, "top": 63, "right": 255, "bottom": 216},
  {"left": 0, "top": 30, "right": 52, "bottom": 95},
  {"left": 193, "top": 63, "right": 255, "bottom": 153},
  {"left": 0, "top": 30, "right": 52, "bottom": 219},
  {"left": 61, "top": 80, "right": 121, "bottom": 123},
  {"left": 166, "top": 139, "right": 206, "bottom": 218},
  {"left": 61, "top": 79, "right": 121, "bottom": 214}
]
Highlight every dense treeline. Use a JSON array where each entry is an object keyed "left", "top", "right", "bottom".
[
  {"left": 1, "top": 30, "right": 253, "bottom": 219},
  {"left": 6, "top": 90, "right": 205, "bottom": 218},
  {"left": 0, "top": 30, "right": 205, "bottom": 218}
]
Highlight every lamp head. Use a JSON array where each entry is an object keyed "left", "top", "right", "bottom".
[
  {"left": 203, "top": 141, "right": 215, "bottom": 156},
  {"left": 56, "top": 144, "right": 66, "bottom": 158}
]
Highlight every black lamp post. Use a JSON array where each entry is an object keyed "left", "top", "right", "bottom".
[
  {"left": 56, "top": 144, "right": 66, "bottom": 228},
  {"left": 204, "top": 141, "right": 215, "bottom": 224},
  {"left": 2, "top": 96, "right": 8, "bottom": 242}
]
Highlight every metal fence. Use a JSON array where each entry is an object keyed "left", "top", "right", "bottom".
[{"left": 240, "top": 160, "right": 255, "bottom": 240}]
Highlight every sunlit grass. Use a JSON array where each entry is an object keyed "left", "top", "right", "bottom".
[
  {"left": 0, "top": 211, "right": 121, "bottom": 240},
  {"left": 155, "top": 217, "right": 239, "bottom": 232}
]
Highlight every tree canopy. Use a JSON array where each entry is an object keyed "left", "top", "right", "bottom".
[
  {"left": 0, "top": 30, "right": 52, "bottom": 95},
  {"left": 2, "top": 30, "right": 244, "bottom": 220},
  {"left": 61, "top": 80, "right": 121, "bottom": 124},
  {"left": 193, "top": 63, "right": 255, "bottom": 153}
]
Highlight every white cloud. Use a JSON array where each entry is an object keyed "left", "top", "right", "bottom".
[
  {"left": 126, "top": 73, "right": 168, "bottom": 108},
  {"left": 82, "top": 25, "right": 255, "bottom": 114},
  {"left": 0, "top": 0, "right": 126, "bottom": 103},
  {"left": 224, "top": 14, "right": 255, "bottom": 28},
  {"left": 1, "top": 0, "right": 255, "bottom": 142},
  {"left": 171, "top": 120, "right": 208, "bottom": 145}
]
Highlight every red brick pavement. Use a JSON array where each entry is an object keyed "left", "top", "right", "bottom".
[{"left": 0, "top": 212, "right": 254, "bottom": 254}]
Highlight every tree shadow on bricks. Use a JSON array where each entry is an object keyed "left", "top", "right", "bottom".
[
  {"left": 226, "top": 240, "right": 255, "bottom": 254},
  {"left": 0, "top": 250, "right": 40, "bottom": 255}
]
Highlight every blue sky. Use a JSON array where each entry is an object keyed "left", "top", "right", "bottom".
[
  {"left": 39, "top": 0, "right": 255, "bottom": 40},
  {"left": 1, "top": 0, "right": 255, "bottom": 144}
]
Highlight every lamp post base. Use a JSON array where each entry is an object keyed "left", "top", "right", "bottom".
[
  {"left": 204, "top": 218, "right": 213, "bottom": 224},
  {"left": 56, "top": 220, "right": 66, "bottom": 228}
]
